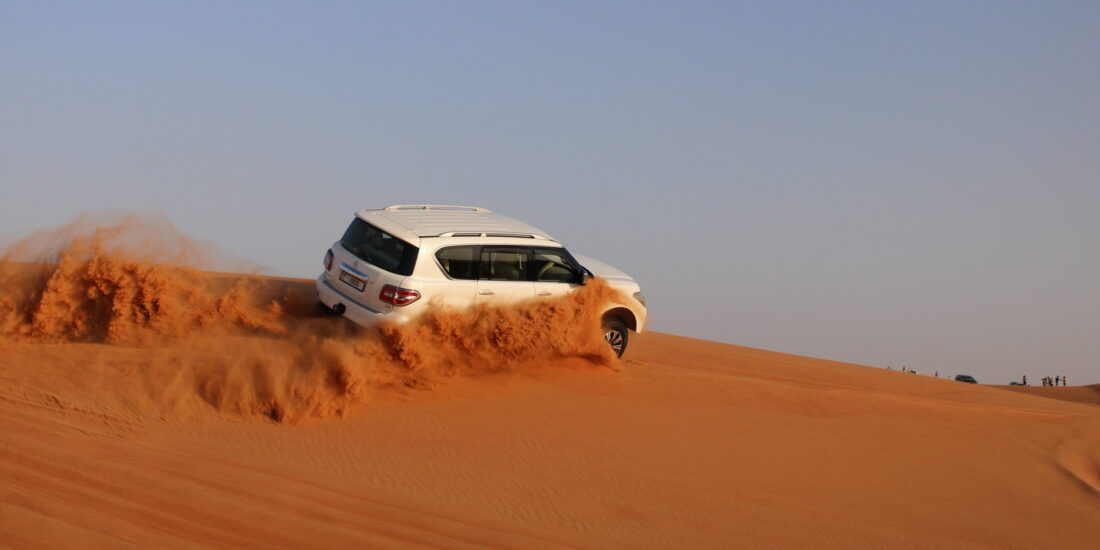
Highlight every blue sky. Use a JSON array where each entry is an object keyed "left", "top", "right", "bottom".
[{"left": 2, "top": 1, "right": 1097, "bottom": 383}]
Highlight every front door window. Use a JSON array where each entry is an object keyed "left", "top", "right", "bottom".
[{"left": 532, "top": 247, "right": 581, "bottom": 283}]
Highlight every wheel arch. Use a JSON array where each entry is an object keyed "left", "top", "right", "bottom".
[{"left": 602, "top": 307, "right": 637, "bottom": 332}]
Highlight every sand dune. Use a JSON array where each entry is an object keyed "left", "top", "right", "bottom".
[
  {"left": 2, "top": 280, "right": 1098, "bottom": 548},
  {"left": 1, "top": 221, "right": 1098, "bottom": 548}
]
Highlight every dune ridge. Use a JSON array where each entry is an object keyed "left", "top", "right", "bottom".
[{"left": 1005, "top": 384, "right": 1100, "bottom": 407}]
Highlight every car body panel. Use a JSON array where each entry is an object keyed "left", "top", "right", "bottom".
[
  {"left": 322, "top": 242, "right": 402, "bottom": 315},
  {"left": 574, "top": 254, "right": 647, "bottom": 332}
]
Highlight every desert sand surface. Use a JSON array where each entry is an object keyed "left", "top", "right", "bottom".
[
  {"left": 1004, "top": 384, "right": 1100, "bottom": 407},
  {"left": 1, "top": 225, "right": 1099, "bottom": 549}
]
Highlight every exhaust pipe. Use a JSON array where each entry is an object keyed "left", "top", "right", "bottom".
[{"left": 332, "top": 303, "right": 346, "bottom": 316}]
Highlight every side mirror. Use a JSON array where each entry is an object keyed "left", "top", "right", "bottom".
[{"left": 576, "top": 266, "right": 592, "bottom": 285}]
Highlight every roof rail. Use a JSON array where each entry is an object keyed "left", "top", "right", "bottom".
[
  {"left": 384, "top": 205, "right": 490, "bottom": 213},
  {"left": 436, "top": 231, "right": 549, "bottom": 240}
]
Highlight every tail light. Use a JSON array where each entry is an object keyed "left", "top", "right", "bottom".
[
  {"left": 323, "top": 249, "right": 334, "bottom": 271},
  {"left": 379, "top": 284, "right": 421, "bottom": 306}
]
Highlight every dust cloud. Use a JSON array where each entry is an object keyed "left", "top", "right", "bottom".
[{"left": 0, "top": 214, "right": 620, "bottom": 423}]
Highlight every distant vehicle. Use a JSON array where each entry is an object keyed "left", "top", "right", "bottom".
[
  {"left": 954, "top": 375, "right": 978, "bottom": 384},
  {"left": 1008, "top": 381, "right": 1022, "bottom": 386},
  {"left": 315, "top": 205, "right": 647, "bottom": 357}
]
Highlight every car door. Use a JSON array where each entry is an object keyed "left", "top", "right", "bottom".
[
  {"left": 476, "top": 246, "right": 535, "bottom": 306},
  {"left": 531, "top": 246, "right": 584, "bottom": 299},
  {"left": 422, "top": 245, "right": 480, "bottom": 310}
]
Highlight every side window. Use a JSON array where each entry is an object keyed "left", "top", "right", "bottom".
[
  {"left": 532, "top": 247, "right": 581, "bottom": 282},
  {"left": 479, "top": 247, "right": 530, "bottom": 281},
  {"left": 435, "top": 246, "right": 479, "bottom": 280}
]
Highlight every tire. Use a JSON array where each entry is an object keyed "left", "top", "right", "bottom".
[{"left": 602, "top": 318, "right": 629, "bottom": 358}]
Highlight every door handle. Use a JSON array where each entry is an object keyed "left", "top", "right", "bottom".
[
  {"left": 537, "top": 291, "right": 552, "bottom": 296},
  {"left": 478, "top": 290, "right": 495, "bottom": 295}
]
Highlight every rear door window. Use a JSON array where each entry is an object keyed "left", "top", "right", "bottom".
[
  {"left": 479, "top": 247, "right": 530, "bottom": 281},
  {"left": 339, "top": 218, "right": 418, "bottom": 275},
  {"left": 436, "top": 246, "right": 480, "bottom": 280}
]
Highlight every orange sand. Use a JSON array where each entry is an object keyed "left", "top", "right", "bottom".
[
  {"left": 1004, "top": 384, "right": 1100, "bottom": 407},
  {"left": 1, "top": 220, "right": 1098, "bottom": 548},
  {"left": 3, "top": 284, "right": 1099, "bottom": 548}
]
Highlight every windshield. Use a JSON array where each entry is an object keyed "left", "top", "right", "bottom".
[{"left": 339, "top": 218, "right": 418, "bottom": 275}]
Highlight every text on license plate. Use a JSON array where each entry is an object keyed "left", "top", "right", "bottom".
[{"left": 339, "top": 270, "right": 366, "bottom": 291}]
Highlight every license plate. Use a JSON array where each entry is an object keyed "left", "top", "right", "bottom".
[{"left": 339, "top": 270, "right": 366, "bottom": 291}]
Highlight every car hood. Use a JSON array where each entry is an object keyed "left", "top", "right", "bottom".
[{"left": 574, "top": 255, "right": 637, "bottom": 285}]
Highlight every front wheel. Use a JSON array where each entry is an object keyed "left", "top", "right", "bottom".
[{"left": 602, "top": 318, "right": 629, "bottom": 358}]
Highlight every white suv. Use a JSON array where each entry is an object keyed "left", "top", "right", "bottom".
[{"left": 315, "top": 205, "right": 647, "bottom": 356}]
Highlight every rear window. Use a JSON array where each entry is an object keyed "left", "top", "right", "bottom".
[{"left": 339, "top": 218, "right": 418, "bottom": 275}]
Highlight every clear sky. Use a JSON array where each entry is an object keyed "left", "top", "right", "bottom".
[{"left": 2, "top": 1, "right": 1098, "bottom": 384}]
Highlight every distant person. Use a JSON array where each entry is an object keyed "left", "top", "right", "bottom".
[
  {"left": 1022, "top": 375, "right": 1027, "bottom": 386},
  {"left": 1063, "top": 376, "right": 1067, "bottom": 386}
]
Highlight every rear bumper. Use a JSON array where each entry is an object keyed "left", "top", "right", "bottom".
[{"left": 315, "top": 274, "right": 394, "bottom": 328}]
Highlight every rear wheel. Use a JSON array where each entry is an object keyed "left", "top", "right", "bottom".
[{"left": 602, "top": 318, "right": 629, "bottom": 358}]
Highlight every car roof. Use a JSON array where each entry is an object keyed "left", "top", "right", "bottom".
[{"left": 357, "top": 205, "right": 556, "bottom": 244}]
